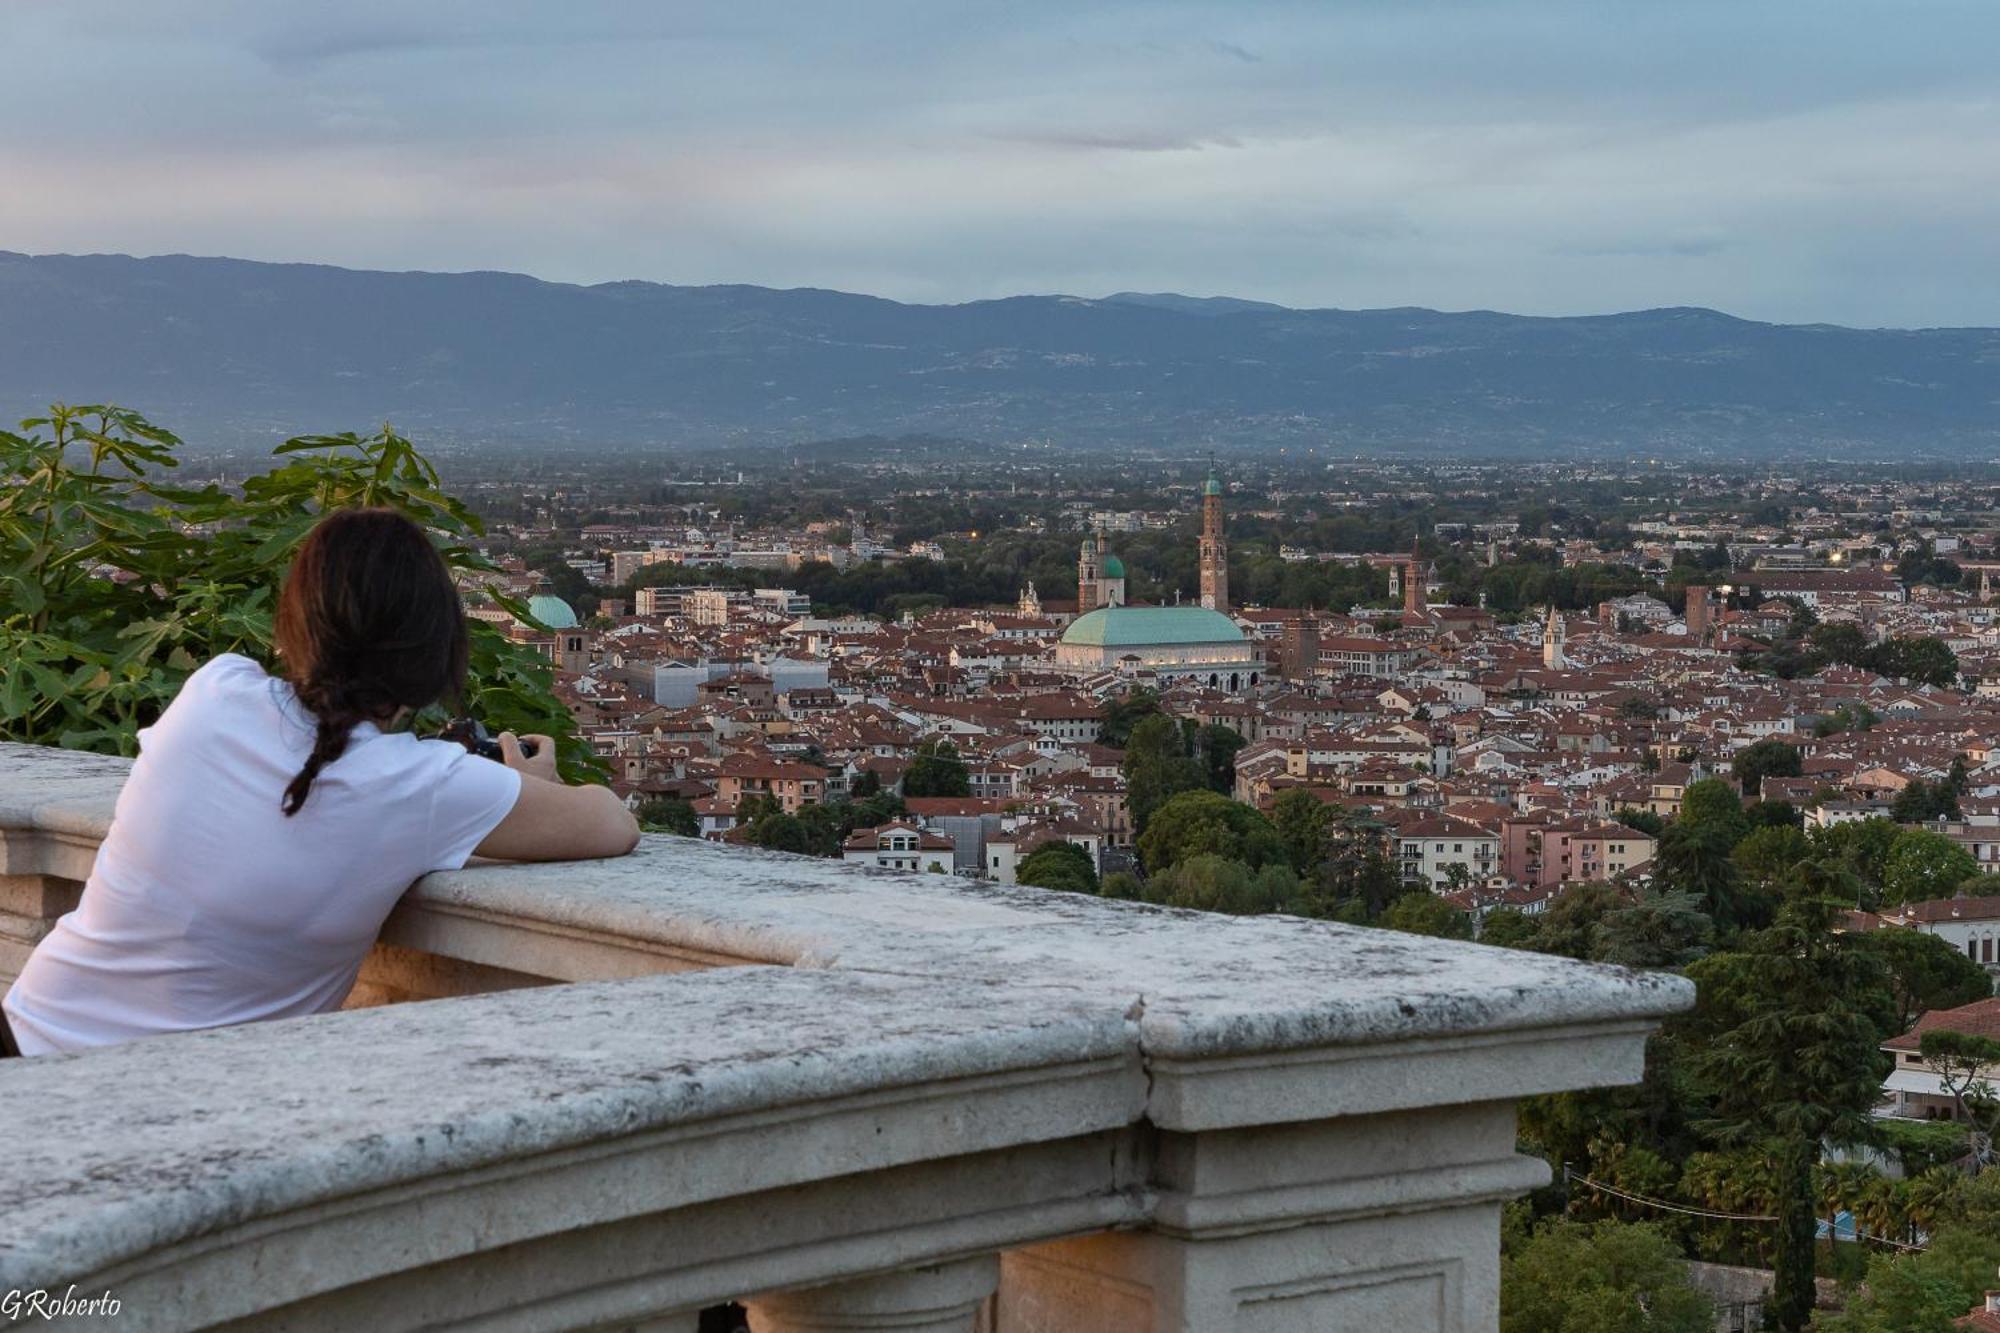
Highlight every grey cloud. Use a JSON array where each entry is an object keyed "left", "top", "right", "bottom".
[{"left": 1, "top": 0, "right": 1998, "bottom": 326}]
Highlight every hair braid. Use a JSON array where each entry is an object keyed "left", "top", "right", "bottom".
[
  {"left": 281, "top": 681, "right": 366, "bottom": 816},
  {"left": 272, "top": 507, "right": 471, "bottom": 817}
]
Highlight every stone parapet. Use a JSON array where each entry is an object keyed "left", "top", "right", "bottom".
[{"left": 0, "top": 741, "right": 1691, "bottom": 1331}]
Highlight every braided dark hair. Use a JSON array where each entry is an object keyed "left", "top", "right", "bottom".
[{"left": 274, "top": 508, "right": 469, "bottom": 816}]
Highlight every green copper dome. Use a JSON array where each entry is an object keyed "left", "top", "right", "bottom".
[
  {"left": 1202, "top": 471, "right": 1223, "bottom": 497},
  {"left": 1101, "top": 554, "right": 1126, "bottom": 578},
  {"left": 1060, "top": 606, "right": 1243, "bottom": 648},
  {"left": 526, "top": 593, "right": 580, "bottom": 630}
]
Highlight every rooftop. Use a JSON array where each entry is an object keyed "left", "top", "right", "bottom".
[{"left": 1059, "top": 605, "right": 1246, "bottom": 648}]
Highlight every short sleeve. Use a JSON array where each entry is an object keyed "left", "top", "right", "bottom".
[
  {"left": 424, "top": 745, "right": 525, "bottom": 871},
  {"left": 137, "top": 653, "right": 265, "bottom": 753}
]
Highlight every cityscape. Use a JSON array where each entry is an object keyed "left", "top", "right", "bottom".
[{"left": 7, "top": 3, "right": 2000, "bottom": 1332}]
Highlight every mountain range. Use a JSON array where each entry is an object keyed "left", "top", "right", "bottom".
[{"left": 2, "top": 250, "right": 1997, "bottom": 457}]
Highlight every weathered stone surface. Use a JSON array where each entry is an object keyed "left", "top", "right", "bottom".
[{"left": 0, "top": 742, "right": 1694, "bottom": 1331}]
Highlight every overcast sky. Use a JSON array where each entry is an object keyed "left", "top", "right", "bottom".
[{"left": 5, "top": 0, "right": 1999, "bottom": 327}]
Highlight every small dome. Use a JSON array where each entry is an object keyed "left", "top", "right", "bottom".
[
  {"left": 525, "top": 593, "right": 580, "bottom": 630},
  {"left": 1202, "top": 471, "right": 1223, "bottom": 497},
  {"left": 1102, "top": 554, "right": 1126, "bottom": 579}
]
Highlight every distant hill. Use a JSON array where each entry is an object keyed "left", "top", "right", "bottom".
[{"left": 2, "top": 250, "right": 1997, "bottom": 456}]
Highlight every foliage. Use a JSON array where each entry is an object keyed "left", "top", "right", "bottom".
[
  {"left": 1140, "top": 854, "right": 1304, "bottom": 915},
  {"left": 1185, "top": 719, "right": 1246, "bottom": 793},
  {"left": 1657, "top": 820, "right": 1764, "bottom": 933},
  {"left": 1135, "top": 790, "right": 1285, "bottom": 874},
  {"left": 1892, "top": 777, "right": 1963, "bottom": 824},
  {"left": 1099, "top": 688, "right": 1161, "bottom": 748},
  {"left": 1478, "top": 907, "right": 1540, "bottom": 948},
  {"left": 1270, "top": 789, "right": 1333, "bottom": 873},
  {"left": 1691, "top": 890, "right": 1895, "bottom": 1330},
  {"left": 1680, "top": 778, "right": 1751, "bottom": 845},
  {"left": 1733, "top": 738, "right": 1802, "bottom": 796},
  {"left": 1809, "top": 817, "right": 1902, "bottom": 889},
  {"left": 1860, "top": 928, "right": 1995, "bottom": 1033},
  {"left": 1816, "top": 1225, "right": 2000, "bottom": 1333},
  {"left": 1121, "top": 713, "right": 1207, "bottom": 832},
  {"left": 903, "top": 739, "right": 970, "bottom": 798},
  {"left": 736, "top": 793, "right": 908, "bottom": 859},
  {"left": 1499, "top": 1220, "right": 1713, "bottom": 1333},
  {"left": 1524, "top": 882, "right": 1628, "bottom": 960},
  {"left": 1017, "top": 841, "right": 1099, "bottom": 895},
  {"left": 1594, "top": 891, "right": 1714, "bottom": 969},
  {"left": 1872, "top": 1119, "right": 1972, "bottom": 1178},
  {"left": 0, "top": 404, "right": 596, "bottom": 779},
  {"left": 1615, "top": 806, "right": 1666, "bottom": 837},
  {"left": 1803, "top": 624, "right": 1961, "bottom": 688},
  {"left": 1379, "top": 889, "right": 1473, "bottom": 940},
  {"left": 634, "top": 796, "right": 698, "bottom": 836},
  {"left": 1736, "top": 824, "right": 1811, "bottom": 897},
  {"left": 1919, "top": 1028, "right": 2000, "bottom": 1169},
  {"left": 1813, "top": 701, "right": 1878, "bottom": 737},
  {"left": 1882, "top": 828, "right": 1978, "bottom": 905},
  {"left": 1099, "top": 870, "right": 1142, "bottom": 900}
]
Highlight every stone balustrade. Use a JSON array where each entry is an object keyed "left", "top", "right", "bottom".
[{"left": 0, "top": 741, "right": 1692, "bottom": 1331}]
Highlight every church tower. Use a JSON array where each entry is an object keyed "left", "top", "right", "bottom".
[
  {"left": 1199, "top": 467, "right": 1229, "bottom": 613},
  {"left": 1017, "top": 581, "right": 1041, "bottom": 618},
  {"left": 1542, "top": 605, "right": 1566, "bottom": 670},
  {"left": 1100, "top": 547, "right": 1126, "bottom": 607},
  {"left": 1404, "top": 541, "right": 1425, "bottom": 618},
  {"left": 1077, "top": 529, "right": 1101, "bottom": 611}
]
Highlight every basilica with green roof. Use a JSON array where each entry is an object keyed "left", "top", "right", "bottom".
[{"left": 1051, "top": 469, "right": 1261, "bottom": 692}]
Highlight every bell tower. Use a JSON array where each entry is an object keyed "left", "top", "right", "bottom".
[
  {"left": 1199, "top": 464, "right": 1229, "bottom": 613},
  {"left": 1077, "top": 530, "right": 1101, "bottom": 611}
]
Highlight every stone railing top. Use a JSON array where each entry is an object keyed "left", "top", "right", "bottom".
[
  {"left": 0, "top": 741, "right": 1693, "bottom": 1303},
  {"left": 0, "top": 742, "right": 1687, "bottom": 1061},
  {"left": 0, "top": 963, "right": 1141, "bottom": 1294}
]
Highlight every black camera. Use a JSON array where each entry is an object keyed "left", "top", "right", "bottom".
[{"left": 437, "top": 717, "right": 537, "bottom": 762}]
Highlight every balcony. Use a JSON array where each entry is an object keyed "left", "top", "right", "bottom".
[{"left": 0, "top": 741, "right": 1690, "bottom": 1332}]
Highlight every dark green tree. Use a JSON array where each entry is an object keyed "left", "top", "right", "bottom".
[
  {"left": 1099, "top": 688, "right": 1162, "bottom": 747},
  {"left": 1500, "top": 1220, "right": 1713, "bottom": 1333},
  {"left": 1190, "top": 721, "right": 1245, "bottom": 793},
  {"left": 1136, "top": 790, "right": 1285, "bottom": 874},
  {"left": 903, "top": 739, "right": 971, "bottom": 798},
  {"left": 1379, "top": 890, "right": 1473, "bottom": 940},
  {"left": 1270, "top": 789, "right": 1332, "bottom": 874},
  {"left": 748, "top": 813, "right": 810, "bottom": 854},
  {"left": 1679, "top": 778, "right": 1752, "bottom": 847},
  {"left": 1658, "top": 821, "right": 1763, "bottom": 933},
  {"left": 1882, "top": 828, "right": 1978, "bottom": 906},
  {"left": 1816, "top": 1225, "right": 2000, "bottom": 1333},
  {"left": 1732, "top": 738, "right": 1802, "bottom": 797},
  {"left": 1017, "top": 841, "right": 1099, "bottom": 895},
  {"left": 1478, "top": 907, "right": 1541, "bottom": 949},
  {"left": 1860, "top": 930, "right": 1996, "bottom": 1033},
  {"left": 1892, "top": 778, "right": 1962, "bottom": 824},
  {"left": 1693, "top": 869, "right": 1894, "bottom": 1330},
  {"left": 1122, "top": 713, "right": 1207, "bottom": 833},
  {"left": 1594, "top": 891, "right": 1714, "bottom": 969},
  {"left": 634, "top": 796, "right": 698, "bottom": 837},
  {"left": 1145, "top": 855, "right": 1302, "bottom": 915},
  {"left": 1615, "top": 807, "right": 1666, "bottom": 837}
]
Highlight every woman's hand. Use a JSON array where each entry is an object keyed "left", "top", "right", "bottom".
[{"left": 497, "top": 732, "right": 560, "bottom": 784}]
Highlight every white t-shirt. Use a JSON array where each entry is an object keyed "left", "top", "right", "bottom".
[{"left": 3, "top": 654, "right": 522, "bottom": 1056}]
